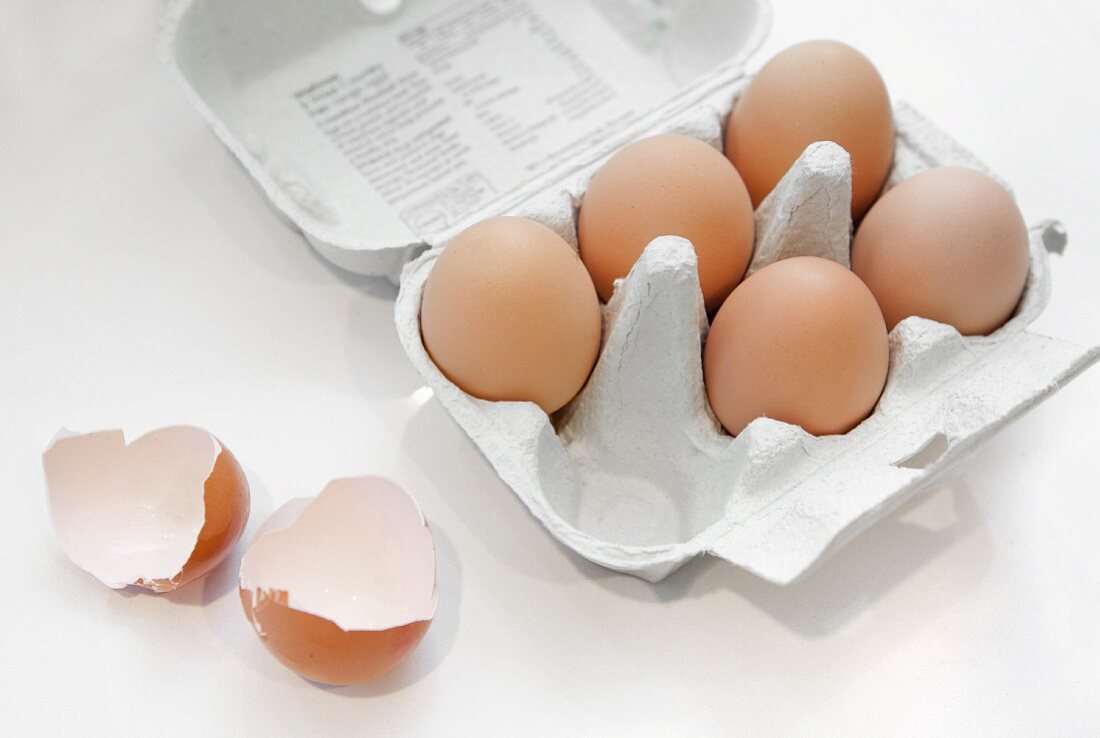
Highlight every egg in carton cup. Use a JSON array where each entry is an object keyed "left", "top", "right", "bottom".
[
  {"left": 394, "top": 100, "right": 1100, "bottom": 583},
  {"left": 164, "top": 0, "right": 1099, "bottom": 582}
]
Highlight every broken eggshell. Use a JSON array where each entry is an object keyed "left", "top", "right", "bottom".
[
  {"left": 239, "top": 477, "right": 437, "bottom": 686},
  {"left": 43, "top": 426, "right": 250, "bottom": 593}
]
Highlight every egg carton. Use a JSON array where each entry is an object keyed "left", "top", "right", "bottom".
[
  {"left": 163, "top": 0, "right": 1099, "bottom": 582},
  {"left": 394, "top": 102, "right": 1100, "bottom": 583}
]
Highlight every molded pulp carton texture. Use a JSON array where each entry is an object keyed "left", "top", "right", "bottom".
[
  {"left": 164, "top": 0, "right": 772, "bottom": 279},
  {"left": 394, "top": 101, "right": 1100, "bottom": 582},
  {"left": 167, "top": 0, "right": 1100, "bottom": 582}
]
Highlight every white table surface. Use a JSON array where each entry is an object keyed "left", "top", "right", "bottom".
[{"left": 3, "top": 1, "right": 1099, "bottom": 735}]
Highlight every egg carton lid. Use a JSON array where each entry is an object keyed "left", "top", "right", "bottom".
[{"left": 161, "top": 0, "right": 772, "bottom": 279}]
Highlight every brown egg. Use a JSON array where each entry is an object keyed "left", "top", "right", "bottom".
[
  {"left": 851, "top": 167, "right": 1030, "bottom": 336},
  {"left": 421, "top": 217, "right": 602, "bottom": 414},
  {"left": 578, "top": 134, "right": 755, "bottom": 314},
  {"left": 704, "top": 256, "right": 889, "bottom": 436},
  {"left": 726, "top": 40, "right": 894, "bottom": 218},
  {"left": 172, "top": 442, "right": 250, "bottom": 589}
]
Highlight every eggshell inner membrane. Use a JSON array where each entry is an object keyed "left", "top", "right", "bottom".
[
  {"left": 239, "top": 477, "right": 437, "bottom": 633},
  {"left": 251, "top": 497, "right": 315, "bottom": 541},
  {"left": 43, "top": 427, "right": 221, "bottom": 590}
]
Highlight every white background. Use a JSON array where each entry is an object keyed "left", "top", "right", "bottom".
[{"left": 3, "top": 1, "right": 1099, "bottom": 735}]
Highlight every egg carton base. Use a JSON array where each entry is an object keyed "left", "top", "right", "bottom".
[
  {"left": 394, "top": 104, "right": 1099, "bottom": 584},
  {"left": 399, "top": 242, "right": 1097, "bottom": 584}
]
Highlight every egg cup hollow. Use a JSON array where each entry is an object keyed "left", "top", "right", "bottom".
[{"left": 396, "top": 100, "right": 1100, "bottom": 584}]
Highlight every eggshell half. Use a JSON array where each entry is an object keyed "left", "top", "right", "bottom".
[
  {"left": 239, "top": 477, "right": 437, "bottom": 686},
  {"left": 42, "top": 426, "right": 250, "bottom": 592}
]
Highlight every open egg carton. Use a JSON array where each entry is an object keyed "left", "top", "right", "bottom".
[
  {"left": 165, "top": 0, "right": 1099, "bottom": 583},
  {"left": 395, "top": 101, "right": 1100, "bottom": 583}
]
